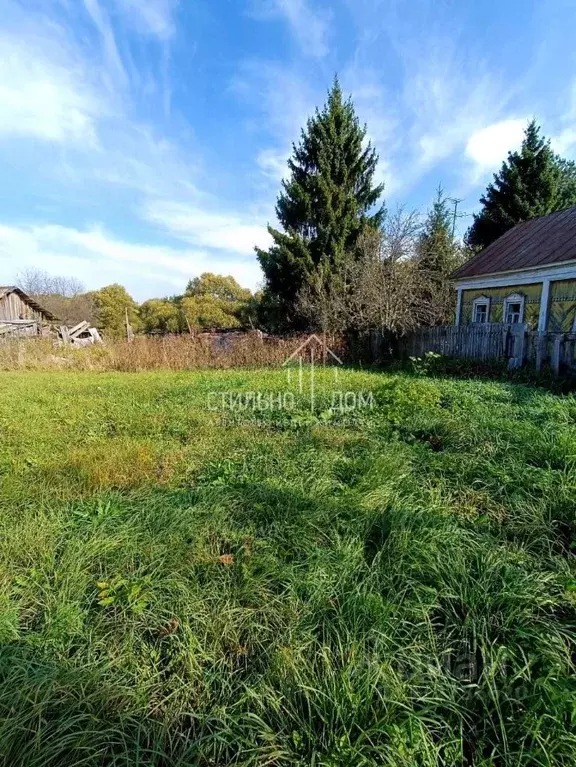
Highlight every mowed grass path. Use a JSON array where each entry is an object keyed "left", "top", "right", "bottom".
[{"left": 1, "top": 369, "right": 576, "bottom": 766}]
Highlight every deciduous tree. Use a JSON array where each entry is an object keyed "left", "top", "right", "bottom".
[
  {"left": 15, "top": 268, "right": 95, "bottom": 326},
  {"left": 91, "top": 284, "right": 141, "bottom": 340},
  {"left": 181, "top": 273, "right": 252, "bottom": 330},
  {"left": 139, "top": 299, "right": 182, "bottom": 334}
]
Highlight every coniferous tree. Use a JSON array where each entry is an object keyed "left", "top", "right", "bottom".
[
  {"left": 417, "top": 188, "right": 463, "bottom": 324},
  {"left": 418, "top": 187, "right": 460, "bottom": 274},
  {"left": 466, "top": 121, "right": 573, "bottom": 250},
  {"left": 256, "top": 78, "right": 385, "bottom": 328},
  {"left": 555, "top": 156, "right": 576, "bottom": 208}
]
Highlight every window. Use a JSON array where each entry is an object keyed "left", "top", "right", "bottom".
[
  {"left": 504, "top": 293, "right": 525, "bottom": 325},
  {"left": 505, "top": 302, "right": 522, "bottom": 324},
  {"left": 472, "top": 297, "right": 490, "bottom": 324},
  {"left": 473, "top": 303, "right": 488, "bottom": 323}
]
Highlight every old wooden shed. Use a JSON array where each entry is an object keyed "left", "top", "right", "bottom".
[{"left": 0, "top": 286, "right": 57, "bottom": 337}]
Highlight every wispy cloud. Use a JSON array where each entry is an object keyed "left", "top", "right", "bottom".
[
  {"left": 251, "top": 0, "right": 331, "bottom": 57},
  {"left": 256, "top": 147, "right": 289, "bottom": 182},
  {"left": 0, "top": 1, "right": 198, "bottom": 198},
  {"left": 551, "top": 80, "right": 576, "bottom": 159},
  {"left": 235, "top": 60, "right": 316, "bottom": 143},
  {"left": 233, "top": 61, "right": 318, "bottom": 190},
  {"left": 338, "top": 0, "right": 518, "bottom": 197},
  {"left": 0, "top": 30, "right": 103, "bottom": 145},
  {"left": 400, "top": 40, "right": 511, "bottom": 182},
  {"left": 0, "top": 222, "right": 264, "bottom": 298},
  {"left": 144, "top": 200, "right": 272, "bottom": 256},
  {"left": 82, "top": 0, "right": 129, "bottom": 89},
  {"left": 112, "top": 0, "right": 180, "bottom": 41}
]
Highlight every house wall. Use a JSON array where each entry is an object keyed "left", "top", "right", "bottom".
[
  {"left": 461, "top": 283, "right": 542, "bottom": 326},
  {"left": 548, "top": 279, "right": 576, "bottom": 332},
  {"left": 458, "top": 276, "right": 576, "bottom": 332},
  {"left": 0, "top": 292, "right": 45, "bottom": 323}
]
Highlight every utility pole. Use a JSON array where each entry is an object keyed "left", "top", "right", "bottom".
[{"left": 447, "top": 197, "right": 465, "bottom": 239}]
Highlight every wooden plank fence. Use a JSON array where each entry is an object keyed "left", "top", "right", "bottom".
[{"left": 396, "top": 324, "right": 576, "bottom": 375}]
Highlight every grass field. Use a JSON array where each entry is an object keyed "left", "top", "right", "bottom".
[{"left": 1, "top": 367, "right": 576, "bottom": 766}]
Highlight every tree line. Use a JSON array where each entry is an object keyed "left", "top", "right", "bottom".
[
  {"left": 16, "top": 270, "right": 260, "bottom": 340},
  {"left": 18, "top": 79, "right": 576, "bottom": 340}
]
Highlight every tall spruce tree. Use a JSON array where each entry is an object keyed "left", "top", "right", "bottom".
[
  {"left": 417, "top": 188, "right": 462, "bottom": 324},
  {"left": 256, "top": 78, "right": 385, "bottom": 328},
  {"left": 466, "top": 120, "right": 574, "bottom": 250}
]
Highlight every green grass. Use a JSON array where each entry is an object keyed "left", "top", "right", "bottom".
[{"left": 1, "top": 368, "right": 576, "bottom": 766}]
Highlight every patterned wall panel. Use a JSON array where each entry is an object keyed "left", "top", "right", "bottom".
[
  {"left": 548, "top": 280, "right": 576, "bottom": 332},
  {"left": 461, "top": 284, "right": 542, "bottom": 326}
]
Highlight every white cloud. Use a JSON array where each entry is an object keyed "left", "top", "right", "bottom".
[
  {"left": 112, "top": 0, "right": 180, "bottom": 40},
  {"left": 552, "top": 128, "right": 576, "bottom": 157},
  {"left": 0, "top": 2, "right": 199, "bottom": 201},
  {"left": 408, "top": 69, "right": 507, "bottom": 171},
  {"left": 257, "top": 147, "right": 289, "bottom": 181},
  {"left": 551, "top": 80, "right": 576, "bottom": 158},
  {"left": 0, "top": 222, "right": 263, "bottom": 299},
  {"left": 253, "top": 0, "right": 331, "bottom": 57},
  {"left": 235, "top": 61, "right": 316, "bottom": 144},
  {"left": 144, "top": 201, "right": 273, "bottom": 255},
  {"left": 0, "top": 32, "right": 102, "bottom": 145},
  {"left": 465, "top": 118, "right": 526, "bottom": 175}
]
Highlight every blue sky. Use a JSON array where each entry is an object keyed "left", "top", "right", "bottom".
[{"left": 1, "top": 0, "right": 576, "bottom": 300}]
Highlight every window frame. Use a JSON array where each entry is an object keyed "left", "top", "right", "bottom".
[
  {"left": 472, "top": 296, "right": 490, "bottom": 324},
  {"left": 503, "top": 292, "right": 525, "bottom": 325}
]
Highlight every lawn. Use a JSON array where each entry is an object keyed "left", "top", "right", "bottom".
[{"left": 1, "top": 368, "right": 576, "bottom": 766}]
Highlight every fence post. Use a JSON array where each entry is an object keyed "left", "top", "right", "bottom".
[
  {"left": 508, "top": 326, "right": 527, "bottom": 370},
  {"left": 551, "top": 334, "right": 564, "bottom": 376},
  {"left": 535, "top": 332, "right": 547, "bottom": 372},
  {"left": 566, "top": 334, "right": 576, "bottom": 370}
]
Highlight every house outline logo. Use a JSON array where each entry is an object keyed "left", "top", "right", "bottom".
[
  {"left": 206, "top": 334, "right": 374, "bottom": 415},
  {"left": 282, "top": 334, "right": 343, "bottom": 411},
  {"left": 282, "top": 334, "right": 344, "bottom": 367}
]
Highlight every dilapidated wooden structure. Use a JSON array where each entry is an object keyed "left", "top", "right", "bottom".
[
  {"left": 0, "top": 286, "right": 57, "bottom": 338},
  {"left": 0, "top": 287, "right": 104, "bottom": 346}
]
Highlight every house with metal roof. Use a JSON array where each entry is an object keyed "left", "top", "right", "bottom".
[{"left": 452, "top": 206, "right": 576, "bottom": 333}]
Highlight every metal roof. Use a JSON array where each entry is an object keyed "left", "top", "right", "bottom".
[
  {"left": 453, "top": 205, "right": 576, "bottom": 280},
  {"left": 0, "top": 286, "right": 58, "bottom": 321}
]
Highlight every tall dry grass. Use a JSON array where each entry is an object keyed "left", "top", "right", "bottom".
[{"left": 0, "top": 333, "right": 338, "bottom": 372}]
